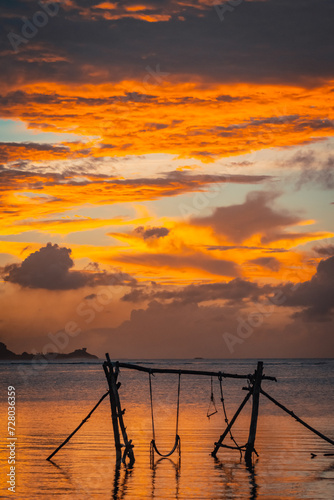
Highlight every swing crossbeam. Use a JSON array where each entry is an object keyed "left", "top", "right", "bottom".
[{"left": 106, "top": 361, "right": 277, "bottom": 381}]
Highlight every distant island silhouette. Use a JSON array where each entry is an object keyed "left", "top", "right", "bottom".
[{"left": 0, "top": 342, "right": 98, "bottom": 361}]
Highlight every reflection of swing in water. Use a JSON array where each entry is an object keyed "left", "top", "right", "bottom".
[{"left": 150, "top": 456, "right": 181, "bottom": 500}]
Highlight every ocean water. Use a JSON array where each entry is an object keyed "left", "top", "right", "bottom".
[{"left": 0, "top": 358, "right": 333, "bottom": 499}]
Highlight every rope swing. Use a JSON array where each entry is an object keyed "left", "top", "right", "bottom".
[
  {"left": 206, "top": 374, "right": 245, "bottom": 457},
  {"left": 149, "top": 371, "right": 181, "bottom": 459},
  {"left": 218, "top": 374, "right": 245, "bottom": 457},
  {"left": 207, "top": 376, "right": 218, "bottom": 418}
]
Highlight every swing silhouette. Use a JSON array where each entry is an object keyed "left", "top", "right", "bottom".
[
  {"left": 46, "top": 358, "right": 334, "bottom": 469},
  {"left": 149, "top": 371, "right": 181, "bottom": 458},
  {"left": 207, "top": 376, "right": 218, "bottom": 418}
]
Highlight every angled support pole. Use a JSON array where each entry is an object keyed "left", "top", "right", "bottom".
[
  {"left": 260, "top": 388, "right": 334, "bottom": 447},
  {"left": 46, "top": 390, "right": 110, "bottom": 461},
  {"left": 245, "top": 361, "right": 263, "bottom": 464}
]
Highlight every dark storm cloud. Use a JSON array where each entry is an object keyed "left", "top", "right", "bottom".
[
  {"left": 211, "top": 116, "right": 334, "bottom": 137},
  {"left": 214, "top": 115, "right": 300, "bottom": 132},
  {"left": 278, "top": 256, "right": 334, "bottom": 320},
  {"left": 313, "top": 244, "right": 334, "bottom": 256},
  {"left": 1, "top": 0, "right": 333, "bottom": 86},
  {"left": 296, "top": 164, "right": 334, "bottom": 190},
  {"left": 0, "top": 90, "right": 247, "bottom": 109},
  {"left": 133, "top": 226, "right": 170, "bottom": 239},
  {"left": 206, "top": 244, "right": 288, "bottom": 253},
  {"left": 0, "top": 166, "right": 270, "bottom": 194},
  {"left": 0, "top": 167, "right": 78, "bottom": 193},
  {"left": 1, "top": 242, "right": 136, "bottom": 289},
  {"left": 0, "top": 90, "right": 159, "bottom": 108},
  {"left": 122, "top": 256, "right": 334, "bottom": 321},
  {"left": 248, "top": 257, "right": 281, "bottom": 271},
  {"left": 191, "top": 191, "right": 301, "bottom": 244},
  {"left": 0, "top": 142, "right": 70, "bottom": 163},
  {"left": 122, "top": 277, "right": 272, "bottom": 304},
  {"left": 294, "top": 118, "right": 334, "bottom": 131},
  {"left": 187, "top": 116, "right": 334, "bottom": 142},
  {"left": 282, "top": 151, "right": 334, "bottom": 190},
  {"left": 91, "top": 297, "right": 334, "bottom": 358},
  {"left": 162, "top": 170, "right": 270, "bottom": 186},
  {"left": 118, "top": 251, "right": 240, "bottom": 277}
]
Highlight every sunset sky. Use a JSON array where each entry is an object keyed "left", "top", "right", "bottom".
[{"left": 0, "top": 0, "right": 333, "bottom": 358}]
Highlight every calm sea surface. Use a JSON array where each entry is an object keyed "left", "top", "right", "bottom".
[{"left": 0, "top": 358, "right": 333, "bottom": 499}]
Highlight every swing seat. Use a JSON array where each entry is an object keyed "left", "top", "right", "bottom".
[
  {"left": 150, "top": 434, "right": 180, "bottom": 458},
  {"left": 207, "top": 409, "right": 218, "bottom": 418}
]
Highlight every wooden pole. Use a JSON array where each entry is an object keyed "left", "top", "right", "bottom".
[
  {"left": 260, "top": 388, "right": 334, "bottom": 447},
  {"left": 46, "top": 390, "right": 110, "bottom": 461},
  {"left": 103, "top": 357, "right": 122, "bottom": 466},
  {"left": 211, "top": 390, "right": 252, "bottom": 457},
  {"left": 112, "top": 361, "right": 135, "bottom": 466},
  {"left": 245, "top": 361, "right": 263, "bottom": 463}
]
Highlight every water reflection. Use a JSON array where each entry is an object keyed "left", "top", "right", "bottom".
[
  {"left": 112, "top": 465, "right": 133, "bottom": 500},
  {"left": 48, "top": 459, "right": 98, "bottom": 499},
  {"left": 49, "top": 453, "right": 260, "bottom": 500},
  {"left": 213, "top": 456, "right": 259, "bottom": 500},
  {"left": 49, "top": 459, "right": 134, "bottom": 500},
  {"left": 2, "top": 360, "right": 333, "bottom": 499},
  {"left": 246, "top": 460, "right": 258, "bottom": 500},
  {"left": 150, "top": 457, "right": 181, "bottom": 499},
  {"left": 314, "top": 459, "right": 334, "bottom": 481}
]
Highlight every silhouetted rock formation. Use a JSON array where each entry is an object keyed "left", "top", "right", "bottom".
[
  {"left": 0, "top": 342, "right": 98, "bottom": 361},
  {"left": 0, "top": 342, "right": 17, "bottom": 360}
]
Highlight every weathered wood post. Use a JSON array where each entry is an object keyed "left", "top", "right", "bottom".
[
  {"left": 245, "top": 361, "right": 263, "bottom": 463},
  {"left": 112, "top": 361, "right": 135, "bottom": 466},
  {"left": 103, "top": 355, "right": 135, "bottom": 467},
  {"left": 103, "top": 356, "right": 122, "bottom": 466}
]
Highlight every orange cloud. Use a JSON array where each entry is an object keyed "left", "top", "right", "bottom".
[
  {"left": 106, "top": 210, "right": 332, "bottom": 284},
  {"left": 1, "top": 81, "right": 333, "bottom": 162},
  {"left": 1, "top": 161, "right": 332, "bottom": 287},
  {"left": 0, "top": 169, "right": 270, "bottom": 237},
  {"left": 95, "top": 2, "right": 117, "bottom": 9}
]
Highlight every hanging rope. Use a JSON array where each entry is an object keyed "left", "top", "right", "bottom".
[
  {"left": 218, "top": 373, "right": 243, "bottom": 454},
  {"left": 149, "top": 371, "right": 181, "bottom": 459},
  {"left": 207, "top": 376, "right": 218, "bottom": 418}
]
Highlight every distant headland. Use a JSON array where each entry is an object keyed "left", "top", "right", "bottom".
[{"left": 0, "top": 342, "right": 98, "bottom": 361}]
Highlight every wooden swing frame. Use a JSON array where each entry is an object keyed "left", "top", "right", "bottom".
[{"left": 46, "top": 357, "right": 334, "bottom": 468}]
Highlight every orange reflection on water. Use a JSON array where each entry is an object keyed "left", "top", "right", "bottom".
[{"left": 1, "top": 363, "right": 333, "bottom": 499}]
